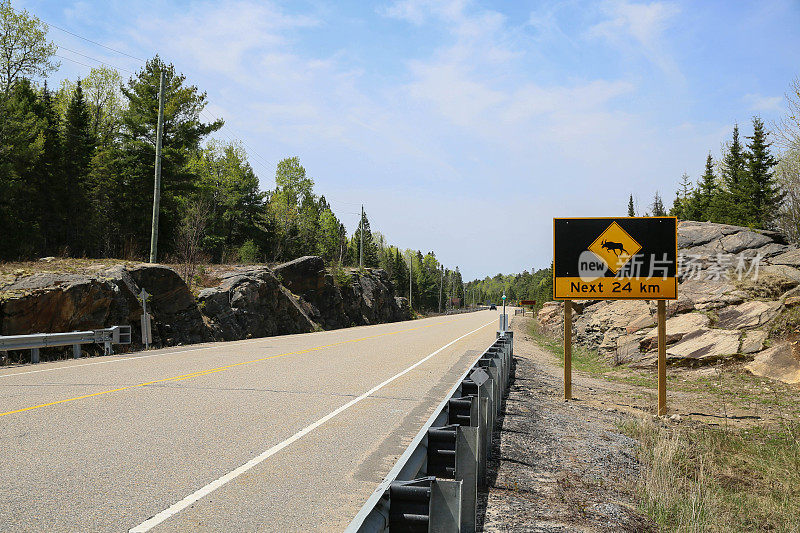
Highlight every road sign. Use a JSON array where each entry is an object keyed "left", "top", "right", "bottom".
[
  {"left": 520, "top": 300, "right": 536, "bottom": 306},
  {"left": 553, "top": 217, "right": 677, "bottom": 300}
]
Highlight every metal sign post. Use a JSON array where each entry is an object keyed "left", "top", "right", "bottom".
[
  {"left": 139, "top": 289, "right": 152, "bottom": 349},
  {"left": 553, "top": 217, "right": 677, "bottom": 414}
]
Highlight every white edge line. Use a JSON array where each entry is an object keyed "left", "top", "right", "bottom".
[
  {"left": 129, "top": 318, "right": 495, "bottom": 533},
  {"left": 0, "top": 312, "right": 491, "bottom": 380}
]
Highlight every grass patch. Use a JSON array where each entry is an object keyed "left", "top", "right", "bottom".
[
  {"left": 529, "top": 326, "right": 615, "bottom": 375},
  {"left": 622, "top": 416, "right": 800, "bottom": 532},
  {"left": 529, "top": 321, "right": 659, "bottom": 388},
  {"left": 769, "top": 305, "right": 800, "bottom": 338}
]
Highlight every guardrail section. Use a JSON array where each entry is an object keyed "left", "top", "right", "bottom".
[
  {"left": 0, "top": 326, "right": 132, "bottom": 363},
  {"left": 346, "top": 329, "right": 514, "bottom": 533}
]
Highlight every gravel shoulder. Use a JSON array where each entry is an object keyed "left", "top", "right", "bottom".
[{"left": 479, "top": 316, "right": 654, "bottom": 532}]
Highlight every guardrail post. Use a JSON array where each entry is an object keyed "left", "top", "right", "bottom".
[
  {"left": 389, "top": 478, "right": 432, "bottom": 530},
  {"left": 456, "top": 426, "right": 479, "bottom": 533},
  {"left": 73, "top": 344, "right": 81, "bottom": 359},
  {"left": 478, "top": 396, "right": 489, "bottom": 488},
  {"left": 31, "top": 347, "right": 40, "bottom": 364},
  {"left": 430, "top": 479, "right": 462, "bottom": 533},
  {"left": 480, "top": 362, "right": 500, "bottom": 419}
]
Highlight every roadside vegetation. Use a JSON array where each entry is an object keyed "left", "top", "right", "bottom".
[
  {"left": 529, "top": 319, "right": 800, "bottom": 532},
  {"left": 623, "top": 417, "right": 800, "bottom": 532}
]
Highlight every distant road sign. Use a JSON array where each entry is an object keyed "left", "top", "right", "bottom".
[
  {"left": 520, "top": 300, "right": 536, "bottom": 305},
  {"left": 553, "top": 217, "right": 677, "bottom": 300}
]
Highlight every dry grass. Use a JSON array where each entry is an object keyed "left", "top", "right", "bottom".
[{"left": 622, "top": 416, "right": 800, "bottom": 532}]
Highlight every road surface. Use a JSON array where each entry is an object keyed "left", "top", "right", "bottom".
[{"left": 0, "top": 310, "right": 501, "bottom": 532}]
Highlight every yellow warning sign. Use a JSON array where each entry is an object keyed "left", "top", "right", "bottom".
[{"left": 587, "top": 222, "right": 642, "bottom": 274}]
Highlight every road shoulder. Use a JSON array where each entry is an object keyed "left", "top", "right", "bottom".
[{"left": 479, "top": 317, "right": 654, "bottom": 532}]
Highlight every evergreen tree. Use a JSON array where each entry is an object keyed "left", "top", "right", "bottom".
[
  {"left": 627, "top": 194, "right": 635, "bottom": 216},
  {"left": 350, "top": 210, "right": 379, "bottom": 268},
  {"left": 0, "top": 78, "right": 44, "bottom": 258},
  {"left": 651, "top": 191, "right": 666, "bottom": 216},
  {"left": 189, "top": 140, "right": 264, "bottom": 260},
  {"left": 669, "top": 173, "right": 693, "bottom": 219},
  {"left": 394, "top": 248, "right": 408, "bottom": 298},
  {"left": 86, "top": 145, "right": 125, "bottom": 256},
  {"left": 34, "top": 82, "right": 63, "bottom": 253},
  {"left": 61, "top": 79, "right": 96, "bottom": 253},
  {"left": 119, "top": 56, "right": 222, "bottom": 258},
  {"left": 717, "top": 124, "right": 748, "bottom": 224},
  {"left": 721, "top": 124, "right": 746, "bottom": 194},
  {"left": 744, "top": 116, "right": 782, "bottom": 228},
  {"left": 693, "top": 154, "right": 718, "bottom": 220},
  {"left": 318, "top": 207, "right": 341, "bottom": 262}
]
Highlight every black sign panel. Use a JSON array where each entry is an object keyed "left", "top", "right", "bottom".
[{"left": 553, "top": 217, "right": 677, "bottom": 300}]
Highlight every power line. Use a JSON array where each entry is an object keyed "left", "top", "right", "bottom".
[
  {"left": 41, "top": 12, "right": 281, "bottom": 189},
  {"left": 55, "top": 54, "right": 95, "bottom": 70},
  {"left": 45, "top": 21, "right": 146, "bottom": 62},
  {"left": 56, "top": 45, "right": 136, "bottom": 74}
]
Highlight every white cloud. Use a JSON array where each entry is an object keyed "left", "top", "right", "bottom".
[
  {"left": 743, "top": 93, "right": 783, "bottom": 112},
  {"left": 587, "top": 0, "right": 683, "bottom": 82}
]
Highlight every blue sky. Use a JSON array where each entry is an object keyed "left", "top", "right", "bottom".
[{"left": 17, "top": 0, "right": 800, "bottom": 279}]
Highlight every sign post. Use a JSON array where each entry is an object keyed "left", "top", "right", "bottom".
[
  {"left": 553, "top": 217, "right": 677, "bottom": 414},
  {"left": 657, "top": 299, "right": 667, "bottom": 415},
  {"left": 564, "top": 300, "right": 572, "bottom": 400}
]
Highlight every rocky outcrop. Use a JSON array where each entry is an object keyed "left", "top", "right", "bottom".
[
  {"left": 745, "top": 342, "right": 800, "bottom": 384},
  {"left": 271, "top": 256, "right": 408, "bottom": 329},
  {"left": 0, "top": 264, "right": 210, "bottom": 348},
  {"left": 537, "top": 220, "right": 800, "bottom": 383},
  {"left": 197, "top": 268, "right": 317, "bottom": 341},
  {"left": 1, "top": 256, "right": 411, "bottom": 363}
]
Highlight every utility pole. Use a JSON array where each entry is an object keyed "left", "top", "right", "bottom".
[
  {"left": 149, "top": 71, "right": 166, "bottom": 263},
  {"left": 359, "top": 204, "right": 364, "bottom": 270},
  {"left": 438, "top": 266, "right": 443, "bottom": 313},
  {"left": 408, "top": 251, "right": 412, "bottom": 310}
]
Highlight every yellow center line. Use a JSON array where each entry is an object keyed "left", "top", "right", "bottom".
[{"left": 0, "top": 316, "right": 476, "bottom": 418}]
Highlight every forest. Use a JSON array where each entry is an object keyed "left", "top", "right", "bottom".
[{"left": 0, "top": 2, "right": 470, "bottom": 311}]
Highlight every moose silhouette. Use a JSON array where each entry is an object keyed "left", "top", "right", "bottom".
[{"left": 601, "top": 239, "right": 628, "bottom": 256}]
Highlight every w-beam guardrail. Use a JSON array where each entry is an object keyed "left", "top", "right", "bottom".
[
  {"left": 0, "top": 326, "right": 132, "bottom": 363},
  {"left": 346, "top": 328, "right": 514, "bottom": 533}
]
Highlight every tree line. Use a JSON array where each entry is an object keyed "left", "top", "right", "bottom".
[
  {"left": 465, "top": 268, "right": 553, "bottom": 309},
  {"left": 629, "top": 95, "right": 800, "bottom": 238},
  {"left": 0, "top": 2, "right": 472, "bottom": 311}
]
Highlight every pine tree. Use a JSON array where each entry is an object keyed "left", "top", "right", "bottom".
[
  {"left": 119, "top": 56, "right": 222, "bottom": 258},
  {"left": 627, "top": 194, "right": 635, "bottom": 216},
  {"left": 670, "top": 173, "right": 693, "bottom": 219},
  {"left": 744, "top": 116, "right": 782, "bottom": 228},
  {"left": 721, "top": 124, "right": 746, "bottom": 194},
  {"left": 718, "top": 124, "right": 748, "bottom": 224},
  {"left": 694, "top": 154, "right": 718, "bottom": 220},
  {"left": 61, "top": 79, "right": 96, "bottom": 254},
  {"left": 651, "top": 191, "right": 666, "bottom": 216},
  {"left": 34, "top": 82, "right": 63, "bottom": 253},
  {"left": 351, "top": 210, "right": 379, "bottom": 268}
]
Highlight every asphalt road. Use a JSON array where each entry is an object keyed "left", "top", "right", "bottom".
[{"left": 0, "top": 309, "right": 502, "bottom": 532}]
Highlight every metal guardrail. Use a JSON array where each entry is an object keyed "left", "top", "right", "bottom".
[
  {"left": 0, "top": 326, "right": 133, "bottom": 363},
  {"left": 346, "top": 325, "right": 514, "bottom": 533}
]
